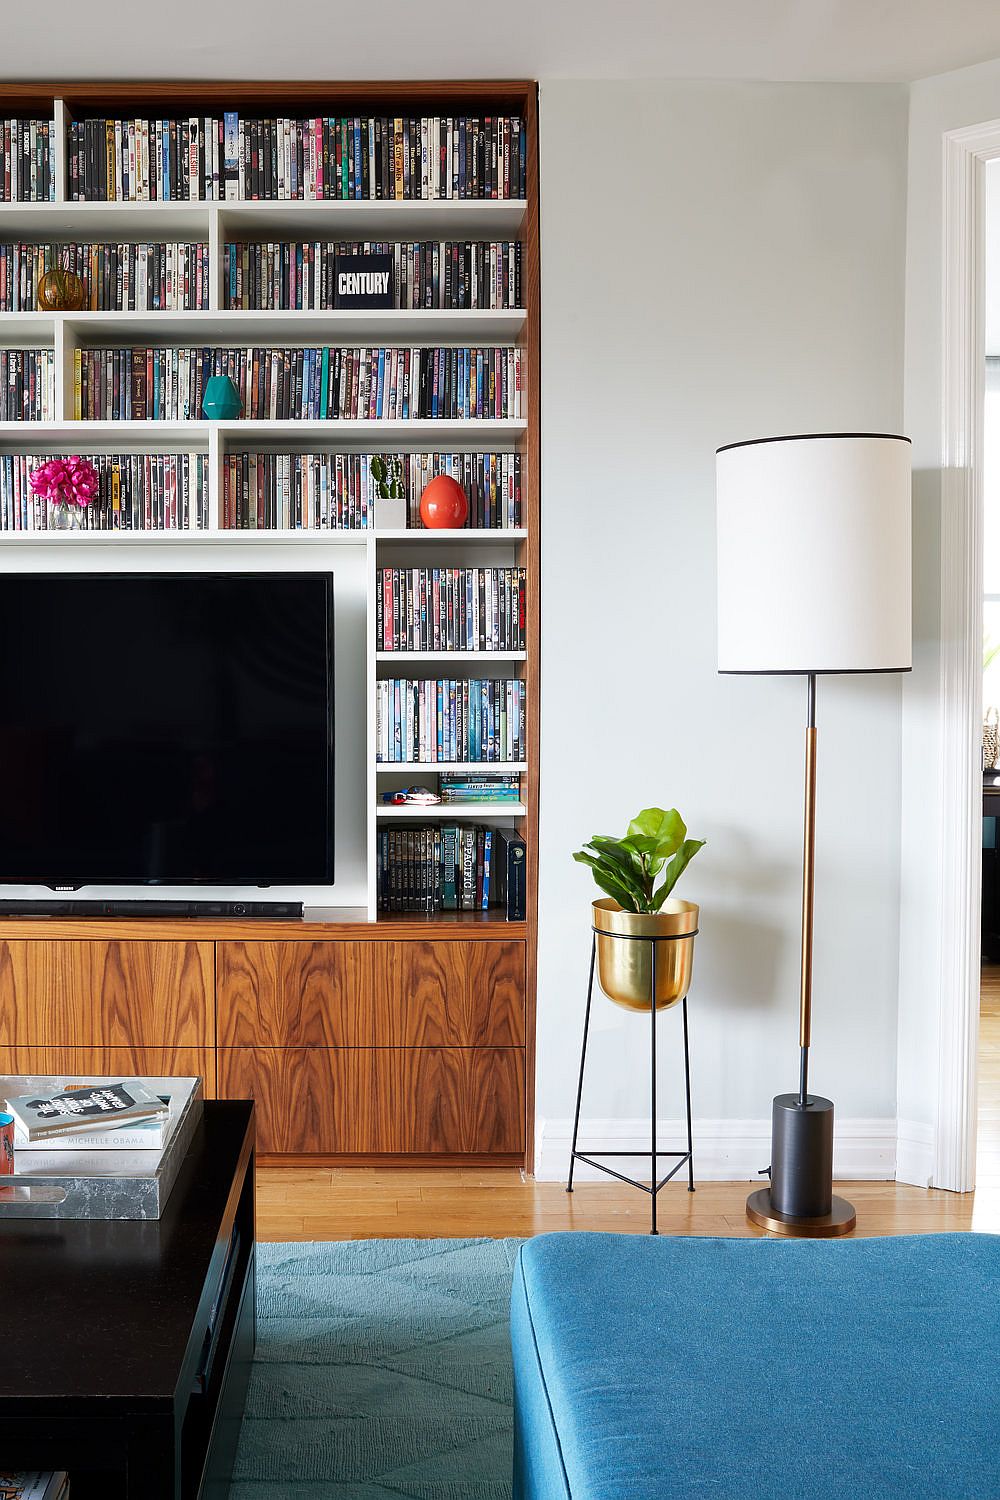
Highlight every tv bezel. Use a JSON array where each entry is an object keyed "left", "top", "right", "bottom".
[{"left": 0, "top": 569, "right": 336, "bottom": 889}]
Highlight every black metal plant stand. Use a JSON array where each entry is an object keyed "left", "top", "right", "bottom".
[{"left": 566, "top": 926, "right": 695, "bottom": 1235}]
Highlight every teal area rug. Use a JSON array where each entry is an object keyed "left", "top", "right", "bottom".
[{"left": 233, "top": 1238, "right": 520, "bottom": 1499}]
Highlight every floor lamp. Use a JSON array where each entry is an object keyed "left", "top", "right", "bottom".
[{"left": 716, "top": 432, "right": 912, "bottom": 1236}]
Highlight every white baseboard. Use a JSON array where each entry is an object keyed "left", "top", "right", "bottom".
[
  {"left": 534, "top": 1116, "right": 898, "bottom": 1183},
  {"left": 895, "top": 1118, "right": 935, "bottom": 1188}
]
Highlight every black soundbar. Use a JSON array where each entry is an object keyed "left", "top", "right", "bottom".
[{"left": 0, "top": 899, "right": 304, "bottom": 920}]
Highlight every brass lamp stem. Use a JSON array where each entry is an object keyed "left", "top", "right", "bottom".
[{"left": 799, "top": 673, "right": 817, "bottom": 1106}]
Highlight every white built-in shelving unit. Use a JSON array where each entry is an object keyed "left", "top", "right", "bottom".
[{"left": 0, "top": 86, "right": 537, "bottom": 926}]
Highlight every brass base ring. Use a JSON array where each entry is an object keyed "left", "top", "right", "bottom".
[{"left": 746, "top": 1187, "right": 856, "bottom": 1238}]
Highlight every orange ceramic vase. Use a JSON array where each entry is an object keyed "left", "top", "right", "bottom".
[{"left": 419, "top": 473, "right": 469, "bottom": 529}]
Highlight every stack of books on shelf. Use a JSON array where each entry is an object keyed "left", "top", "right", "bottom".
[
  {"left": 0, "top": 452, "right": 209, "bottom": 532},
  {"left": 0, "top": 242, "right": 211, "bottom": 312},
  {"left": 221, "top": 449, "right": 521, "bottom": 530},
  {"left": 377, "top": 566, "right": 526, "bottom": 651},
  {"left": 223, "top": 239, "right": 522, "bottom": 311},
  {"left": 0, "top": 1473, "right": 70, "bottom": 1500},
  {"left": 5, "top": 1080, "right": 170, "bottom": 1149},
  {"left": 439, "top": 773, "right": 521, "bottom": 803},
  {"left": 74, "top": 345, "right": 523, "bottom": 422},
  {"left": 0, "top": 118, "right": 56, "bottom": 201},
  {"left": 0, "top": 350, "right": 55, "bottom": 421},
  {"left": 69, "top": 113, "right": 525, "bottom": 202},
  {"left": 376, "top": 677, "right": 525, "bottom": 763},
  {"left": 377, "top": 824, "right": 525, "bottom": 913}
]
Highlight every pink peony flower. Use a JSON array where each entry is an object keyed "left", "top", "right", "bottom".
[{"left": 29, "top": 455, "right": 99, "bottom": 508}]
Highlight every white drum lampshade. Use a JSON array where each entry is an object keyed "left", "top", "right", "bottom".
[{"left": 716, "top": 433, "right": 912, "bottom": 674}]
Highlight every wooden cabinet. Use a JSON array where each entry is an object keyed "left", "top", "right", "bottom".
[
  {"left": 217, "top": 1045, "right": 524, "bottom": 1156},
  {"left": 217, "top": 938, "right": 524, "bottom": 1047},
  {"left": 0, "top": 940, "right": 214, "bottom": 1048},
  {"left": 0, "top": 923, "right": 528, "bottom": 1162}
]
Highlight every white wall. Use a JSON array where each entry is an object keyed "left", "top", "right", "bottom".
[
  {"left": 898, "top": 58, "right": 1000, "bottom": 1185},
  {"left": 535, "top": 79, "right": 909, "bottom": 1177}
]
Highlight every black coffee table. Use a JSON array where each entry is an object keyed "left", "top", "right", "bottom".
[{"left": 0, "top": 1100, "right": 255, "bottom": 1500}]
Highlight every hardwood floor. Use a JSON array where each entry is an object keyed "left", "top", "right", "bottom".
[{"left": 255, "top": 974, "right": 1000, "bottom": 1242}]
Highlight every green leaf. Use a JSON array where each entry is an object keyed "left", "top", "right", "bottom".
[
  {"left": 590, "top": 865, "right": 641, "bottom": 912},
  {"left": 652, "top": 839, "right": 706, "bottom": 906},
  {"left": 587, "top": 836, "right": 645, "bottom": 878},
  {"left": 573, "top": 850, "right": 646, "bottom": 910},
  {"left": 623, "top": 807, "right": 686, "bottom": 859}
]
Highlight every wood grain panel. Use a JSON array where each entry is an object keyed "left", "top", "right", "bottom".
[
  {"left": 0, "top": 1046, "right": 216, "bottom": 1096},
  {"left": 0, "top": 81, "right": 537, "bottom": 113},
  {"left": 520, "top": 81, "right": 541, "bottom": 1172},
  {"left": 384, "top": 1047, "right": 525, "bottom": 1154},
  {"left": 0, "top": 940, "right": 214, "bottom": 1049},
  {"left": 217, "top": 941, "right": 375, "bottom": 1047},
  {"left": 373, "top": 940, "right": 524, "bottom": 1046},
  {"left": 218, "top": 1047, "right": 524, "bottom": 1155},
  {"left": 0, "top": 914, "right": 528, "bottom": 943}
]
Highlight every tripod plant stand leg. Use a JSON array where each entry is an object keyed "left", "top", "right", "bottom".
[
  {"left": 566, "top": 936, "right": 597, "bottom": 1194},
  {"left": 683, "top": 993, "right": 695, "bottom": 1192}
]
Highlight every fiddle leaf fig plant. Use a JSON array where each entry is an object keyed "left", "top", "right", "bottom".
[{"left": 573, "top": 806, "right": 705, "bottom": 913}]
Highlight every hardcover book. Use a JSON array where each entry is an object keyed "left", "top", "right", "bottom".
[{"left": 3, "top": 1080, "right": 169, "bottom": 1142}]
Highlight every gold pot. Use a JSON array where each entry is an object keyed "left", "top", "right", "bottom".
[{"left": 593, "top": 897, "right": 699, "bottom": 1011}]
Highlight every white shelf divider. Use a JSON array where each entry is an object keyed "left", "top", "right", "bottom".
[
  {"left": 376, "top": 802, "right": 525, "bottom": 818},
  {"left": 374, "top": 528, "right": 526, "bottom": 542},
  {"left": 0, "top": 307, "right": 526, "bottom": 343},
  {"left": 376, "top": 651, "right": 526, "bottom": 662},
  {"left": 376, "top": 762, "right": 527, "bottom": 774}
]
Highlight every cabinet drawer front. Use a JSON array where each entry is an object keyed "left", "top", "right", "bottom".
[
  {"left": 373, "top": 940, "right": 525, "bottom": 1046},
  {"left": 0, "top": 940, "right": 214, "bottom": 1048},
  {"left": 0, "top": 1045, "right": 216, "bottom": 1096},
  {"left": 218, "top": 1046, "right": 524, "bottom": 1155},
  {"left": 217, "top": 938, "right": 525, "bottom": 1048},
  {"left": 217, "top": 941, "right": 374, "bottom": 1047}
]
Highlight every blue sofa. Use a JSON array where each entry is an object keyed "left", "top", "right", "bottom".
[{"left": 511, "top": 1230, "right": 1000, "bottom": 1499}]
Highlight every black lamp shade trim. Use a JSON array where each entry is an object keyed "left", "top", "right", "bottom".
[
  {"left": 716, "top": 431, "right": 911, "bottom": 455},
  {"left": 718, "top": 666, "right": 912, "bottom": 676}
]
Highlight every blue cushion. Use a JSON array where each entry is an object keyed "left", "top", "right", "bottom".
[{"left": 511, "top": 1230, "right": 1000, "bottom": 1499}]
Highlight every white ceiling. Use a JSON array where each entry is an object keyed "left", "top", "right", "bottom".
[{"left": 2, "top": 0, "right": 1000, "bottom": 85}]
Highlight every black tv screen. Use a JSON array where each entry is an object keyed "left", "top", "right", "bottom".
[{"left": 0, "top": 572, "right": 335, "bottom": 886}]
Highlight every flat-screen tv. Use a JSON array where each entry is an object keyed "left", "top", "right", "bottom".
[{"left": 0, "top": 572, "right": 335, "bottom": 887}]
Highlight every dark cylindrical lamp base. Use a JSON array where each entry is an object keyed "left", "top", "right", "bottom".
[{"left": 770, "top": 1092, "right": 834, "bottom": 1218}]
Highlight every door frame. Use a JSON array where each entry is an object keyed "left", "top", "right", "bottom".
[{"left": 935, "top": 119, "right": 1000, "bottom": 1191}]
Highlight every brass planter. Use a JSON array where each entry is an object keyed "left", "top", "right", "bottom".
[{"left": 593, "top": 897, "right": 699, "bottom": 1011}]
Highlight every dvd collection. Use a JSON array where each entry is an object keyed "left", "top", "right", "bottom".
[
  {"left": 0, "top": 241, "right": 210, "bottom": 312},
  {"left": 377, "top": 567, "right": 526, "bottom": 652},
  {"left": 223, "top": 239, "right": 521, "bottom": 311},
  {"left": 222, "top": 449, "right": 521, "bottom": 530},
  {"left": 74, "top": 344, "right": 523, "bottom": 422},
  {"left": 377, "top": 824, "right": 525, "bottom": 913},
  {"left": 0, "top": 452, "right": 209, "bottom": 532},
  {"left": 69, "top": 114, "right": 525, "bottom": 202},
  {"left": 438, "top": 773, "right": 521, "bottom": 803},
  {"left": 376, "top": 677, "right": 525, "bottom": 764},
  {"left": 0, "top": 119, "right": 56, "bottom": 201},
  {"left": 0, "top": 349, "right": 55, "bottom": 421}
]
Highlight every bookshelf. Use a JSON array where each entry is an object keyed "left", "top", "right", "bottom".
[{"left": 0, "top": 80, "right": 540, "bottom": 1166}]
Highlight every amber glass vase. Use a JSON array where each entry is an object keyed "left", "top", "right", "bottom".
[{"left": 37, "top": 267, "right": 86, "bottom": 312}]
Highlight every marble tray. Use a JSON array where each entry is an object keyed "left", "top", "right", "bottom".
[{"left": 0, "top": 1075, "right": 204, "bottom": 1219}]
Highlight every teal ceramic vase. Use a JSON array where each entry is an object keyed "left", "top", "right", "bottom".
[{"left": 202, "top": 375, "right": 243, "bottom": 419}]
